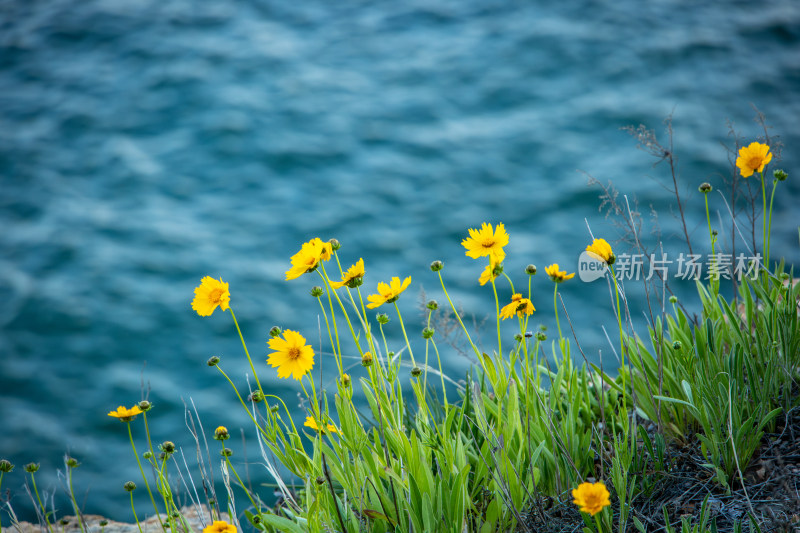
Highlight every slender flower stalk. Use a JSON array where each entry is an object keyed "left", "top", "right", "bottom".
[
  {"left": 126, "top": 423, "right": 164, "bottom": 526},
  {"left": 490, "top": 277, "right": 502, "bottom": 357},
  {"left": 229, "top": 308, "right": 266, "bottom": 399},
  {"left": 393, "top": 302, "right": 416, "bottom": 368},
  {"left": 436, "top": 270, "right": 480, "bottom": 358},
  {"left": 27, "top": 467, "right": 54, "bottom": 533},
  {"left": 65, "top": 459, "right": 87, "bottom": 533}
]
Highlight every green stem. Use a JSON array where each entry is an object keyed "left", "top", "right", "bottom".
[
  {"left": 229, "top": 308, "right": 265, "bottom": 399},
  {"left": 436, "top": 271, "right": 481, "bottom": 358},
  {"left": 766, "top": 178, "right": 778, "bottom": 269},
  {"left": 490, "top": 278, "right": 502, "bottom": 357},
  {"left": 553, "top": 283, "right": 562, "bottom": 340},
  {"left": 30, "top": 472, "right": 54, "bottom": 533},
  {"left": 129, "top": 492, "right": 143, "bottom": 533},
  {"left": 761, "top": 171, "right": 767, "bottom": 266},
  {"left": 127, "top": 422, "right": 164, "bottom": 528},
  {"left": 393, "top": 302, "right": 416, "bottom": 367},
  {"left": 223, "top": 447, "right": 260, "bottom": 513},
  {"left": 1, "top": 471, "right": 5, "bottom": 533},
  {"left": 67, "top": 467, "right": 86, "bottom": 533}
]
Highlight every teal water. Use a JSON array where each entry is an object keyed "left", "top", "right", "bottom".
[{"left": 1, "top": 0, "right": 799, "bottom": 522}]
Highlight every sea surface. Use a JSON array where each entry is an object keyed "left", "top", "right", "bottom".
[{"left": 1, "top": 0, "right": 799, "bottom": 522}]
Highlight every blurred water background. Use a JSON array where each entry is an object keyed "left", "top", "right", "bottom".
[{"left": 1, "top": 0, "right": 799, "bottom": 522}]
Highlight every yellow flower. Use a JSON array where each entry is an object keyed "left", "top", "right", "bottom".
[
  {"left": 304, "top": 416, "right": 338, "bottom": 434},
  {"left": 285, "top": 238, "right": 333, "bottom": 281},
  {"left": 736, "top": 141, "right": 772, "bottom": 178},
  {"left": 330, "top": 258, "right": 365, "bottom": 289},
  {"left": 545, "top": 263, "right": 575, "bottom": 283},
  {"left": 107, "top": 405, "right": 143, "bottom": 422},
  {"left": 191, "top": 277, "right": 230, "bottom": 317},
  {"left": 462, "top": 223, "right": 509, "bottom": 263},
  {"left": 585, "top": 238, "right": 614, "bottom": 264},
  {"left": 572, "top": 481, "right": 611, "bottom": 516},
  {"left": 213, "top": 426, "right": 229, "bottom": 440},
  {"left": 478, "top": 257, "right": 502, "bottom": 286},
  {"left": 366, "top": 276, "right": 412, "bottom": 309},
  {"left": 499, "top": 294, "right": 535, "bottom": 320},
  {"left": 267, "top": 330, "right": 315, "bottom": 380},
  {"left": 203, "top": 521, "right": 237, "bottom": 533}
]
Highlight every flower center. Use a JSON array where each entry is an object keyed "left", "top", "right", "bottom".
[
  {"left": 209, "top": 288, "right": 224, "bottom": 303},
  {"left": 287, "top": 347, "right": 301, "bottom": 360},
  {"left": 747, "top": 156, "right": 762, "bottom": 169},
  {"left": 480, "top": 237, "right": 496, "bottom": 248}
]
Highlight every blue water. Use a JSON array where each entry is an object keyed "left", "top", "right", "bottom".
[{"left": 2, "top": 0, "right": 799, "bottom": 522}]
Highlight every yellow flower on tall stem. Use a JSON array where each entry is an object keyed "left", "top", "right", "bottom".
[
  {"left": 545, "top": 264, "right": 575, "bottom": 283},
  {"left": 203, "top": 521, "right": 237, "bottom": 533},
  {"left": 191, "top": 277, "right": 230, "bottom": 317},
  {"left": 461, "top": 222, "right": 509, "bottom": 263},
  {"left": 285, "top": 238, "right": 333, "bottom": 281},
  {"left": 572, "top": 481, "right": 611, "bottom": 516},
  {"left": 585, "top": 238, "right": 615, "bottom": 265},
  {"left": 499, "top": 294, "right": 535, "bottom": 320},
  {"left": 366, "top": 276, "right": 411, "bottom": 309},
  {"left": 304, "top": 416, "right": 338, "bottom": 434},
  {"left": 330, "top": 258, "right": 365, "bottom": 289},
  {"left": 107, "top": 405, "right": 143, "bottom": 422},
  {"left": 267, "top": 330, "right": 315, "bottom": 380},
  {"left": 736, "top": 141, "right": 772, "bottom": 178}
]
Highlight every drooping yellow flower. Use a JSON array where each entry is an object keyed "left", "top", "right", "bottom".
[
  {"left": 462, "top": 223, "right": 509, "bottom": 263},
  {"left": 545, "top": 263, "right": 575, "bottom": 283},
  {"left": 366, "top": 276, "right": 411, "bottom": 309},
  {"left": 330, "top": 258, "right": 365, "bottom": 289},
  {"left": 285, "top": 238, "right": 333, "bottom": 281},
  {"left": 478, "top": 257, "right": 502, "bottom": 286},
  {"left": 304, "top": 416, "right": 338, "bottom": 434},
  {"left": 585, "top": 238, "right": 614, "bottom": 264},
  {"left": 267, "top": 330, "right": 315, "bottom": 380},
  {"left": 572, "top": 481, "right": 611, "bottom": 516},
  {"left": 203, "top": 521, "right": 237, "bottom": 533},
  {"left": 499, "top": 293, "right": 535, "bottom": 320},
  {"left": 107, "top": 405, "right": 143, "bottom": 422},
  {"left": 191, "top": 277, "right": 230, "bottom": 317},
  {"left": 736, "top": 142, "right": 772, "bottom": 178}
]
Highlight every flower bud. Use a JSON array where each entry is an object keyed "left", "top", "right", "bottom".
[
  {"left": 60, "top": 519, "right": 70, "bottom": 526},
  {"left": 99, "top": 521, "right": 109, "bottom": 527},
  {"left": 524, "top": 331, "right": 533, "bottom": 338},
  {"left": 387, "top": 351, "right": 394, "bottom": 358},
  {"left": 711, "top": 230, "right": 718, "bottom": 237},
  {"left": 514, "top": 333, "right": 523, "bottom": 342},
  {"left": 699, "top": 182, "right": 712, "bottom": 193},
  {"left": 422, "top": 327, "right": 434, "bottom": 339},
  {"left": 341, "top": 373, "right": 351, "bottom": 387},
  {"left": 525, "top": 264, "right": 537, "bottom": 275},
  {"left": 248, "top": 390, "right": 265, "bottom": 403},
  {"left": 376, "top": 313, "right": 389, "bottom": 325},
  {"left": 269, "top": 326, "right": 282, "bottom": 338},
  {"left": 207, "top": 356, "right": 220, "bottom": 367},
  {"left": 607, "top": 253, "right": 616, "bottom": 266},
  {"left": 138, "top": 400, "right": 152, "bottom": 412},
  {"left": 328, "top": 238, "right": 341, "bottom": 251},
  {"left": 672, "top": 341, "right": 682, "bottom": 350},
  {"left": 426, "top": 300, "right": 439, "bottom": 311},
  {"left": 411, "top": 366, "right": 422, "bottom": 377},
  {"left": 536, "top": 332, "right": 547, "bottom": 341},
  {"left": 160, "top": 441, "right": 176, "bottom": 454},
  {"left": 774, "top": 169, "right": 788, "bottom": 181},
  {"left": 24, "top": 463, "right": 39, "bottom": 473},
  {"left": 214, "top": 426, "right": 230, "bottom": 441},
  {"left": 270, "top": 405, "right": 280, "bottom": 414},
  {"left": 66, "top": 457, "right": 80, "bottom": 468},
  {"left": 143, "top": 451, "right": 154, "bottom": 459},
  {"left": 251, "top": 515, "right": 262, "bottom": 525},
  {"left": 430, "top": 260, "right": 444, "bottom": 272},
  {"left": 310, "top": 286, "right": 324, "bottom": 298},
  {"left": 124, "top": 481, "right": 137, "bottom": 492},
  {"left": 0, "top": 460, "right": 13, "bottom": 473},
  {"left": 316, "top": 476, "right": 326, "bottom": 486},
  {"left": 669, "top": 295, "right": 678, "bottom": 304},
  {"left": 361, "top": 352, "right": 373, "bottom": 367},
  {"left": 220, "top": 448, "right": 233, "bottom": 458}
]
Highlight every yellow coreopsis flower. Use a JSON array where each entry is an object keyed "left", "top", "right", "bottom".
[
  {"left": 545, "top": 263, "right": 575, "bottom": 283},
  {"left": 736, "top": 142, "right": 772, "bottom": 178},
  {"left": 267, "top": 330, "right": 315, "bottom": 380},
  {"left": 462, "top": 222, "right": 509, "bottom": 263},
  {"left": 572, "top": 481, "right": 611, "bottom": 516},
  {"left": 586, "top": 238, "right": 615, "bottom": 264},
  {"left": 366, "top": 276, "right": 411, "bottom": 309},
  {"left": 478, "top": 257, "right": 502, "bottom": 286},
  {"left": 304, "top": 416, "right": 338, "bottom": 434},
  {"left": 191, "top": 277, "right": 230, "bottom": 317},
  {"left": 330, "top": 258, "right": 365, "bottom": 289},
  {"left": 203, "top": 521, "right": 237, "bottom": 533},
  {"left": 285, "top": 238, "right": 333, "bottom": 281},
  {"left": 107, "top": 405, "right": 143, "bottom": 422},
  {"left": 499, "top": 293, "right": 535, "bottom": 320}
]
